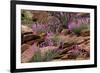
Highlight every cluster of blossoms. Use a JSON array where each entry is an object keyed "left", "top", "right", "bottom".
[
  {"left": 68, "top": 17, "right": 90, "bottom": 30},
  {"left": 32, "top": 23, "right": 48, "bottom": 34}
]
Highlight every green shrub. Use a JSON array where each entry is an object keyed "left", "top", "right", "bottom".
[
  {"left": 42, "top": 50, "right": 59, "bottom": 61},
  {"left": 72, "top": 24, "right": 89, "bottom": 35},
  {"left": 29, "top": 49, "right": 42, "bottom": 62},
  {"left": 21, "top": 10, "right": 33, "bottom": 25},
  {"left": 29, "top": 49, "right": 59, "bottom": 62}
]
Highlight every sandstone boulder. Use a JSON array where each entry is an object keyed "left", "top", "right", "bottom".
[
  {"left": 21, "top": 25, "right": 33, "bottom": 34},
  {"left": 22, "top": 34, "right": 41, "bottom": 43},
  {"left": 21, "top": 46, "right": 38, "bottom": 63},
  {"left": 21, "top": 44, "right": 31, "bottom": 53}
]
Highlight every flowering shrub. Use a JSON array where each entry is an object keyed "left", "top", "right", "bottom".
[
  {"left": 42, "top": 50, "right": 59, "bottom": 61},
  {"left": 70, "top": 24, "right": 89, "bottom": 35},
  {"left": 68, "top": 17, "right": 90, "bottom": 35},
  {"left": 32, "top": 23, "right": 48, "bottom": 34},
  {"left": 39, "top": 34, "right": 62, "bottom": 47}
]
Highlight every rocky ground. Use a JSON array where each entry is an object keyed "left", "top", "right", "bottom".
[{"left": 21, "top": 25, "right": 90, "bottom": 63}]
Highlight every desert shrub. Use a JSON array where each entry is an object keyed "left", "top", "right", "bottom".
[
  {"left": 31, "top": 51, "right": 42, "bottom": 62},
  {"left": 29, "top": 49, "right": 42, "bottom": 62},
  {"left": 71, "top": 24, "right": 89, "bottom": 35},
  {"left": 50, "top": 35, "right": 61, "bottom": 46},
  {"left": 42, "top": 50, "right": 59, "bottom": 61},
  {"left": 21, "top": 10, "right": 33, "bottom": 25},
  {"left": 67, "top": 44, "right": 89, "bottom": 59},
  {"left": 39, "top": 34, "right": 62, "bottom": 47},
  {"left": 48, "top": 12, "right": 68, "bottom": 33},
  {"left": 67, "top": 13, "right": 90, "bottom": 35},
  {"left": 29, "top": 49, "right": 59, "bottom": 62},
  {"left": 32, "top": 23, "right": 48, "bottom": 34}
]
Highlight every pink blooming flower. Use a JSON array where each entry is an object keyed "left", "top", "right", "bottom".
[
  {"left": 68, "top": 17, "right": 90, "bottom": 31},
  {"left": 32, "top": 23, "right": 48, "bottom": 33},
  {"left": 68, "top": 21, "right": 77, "bottom": 30}
]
